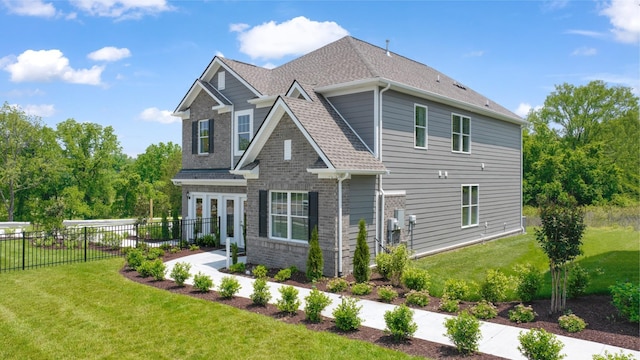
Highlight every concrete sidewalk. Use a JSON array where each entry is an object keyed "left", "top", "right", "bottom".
[{"left": 164, "top": 250, "right": 639, "bottom": 360}]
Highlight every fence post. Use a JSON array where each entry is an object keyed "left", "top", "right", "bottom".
[
  {"left": 135, "top": 223, "right": 139, "bottom": 248},
  {"left": 84, "top": 227, "right": 87, "bottom": 262},
  {"left": 180, "top": 220, "right": 184, "bottom": 249},
  {"left": 22, "top": 232, "right": 26, "bottom": 270}
]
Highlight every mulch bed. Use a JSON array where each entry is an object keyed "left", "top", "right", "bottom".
[{"left": 122, "top": 249, "right": 639, "bottom": 359}]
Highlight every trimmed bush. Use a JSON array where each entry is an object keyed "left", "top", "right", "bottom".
[
  {"left": 377, "top": 285, "right": 398, "bottom": 303},
  {"left": 514, "top": 264, "right": 543, "bottom": 302},
  {"left": 136, "top": 260, "right": 154, "bottom": 278},
  {"left": 471, "top": 300, "right": 498, "bottom": 319},
  {"left": 592, "top": 351, "right": 637, "bottom": 360},
  {"left": 229, "top": 262, "right": 245, "bottom": 273},
  {"left": 146, "top": 247, "right": 165, "bottom": 260},
  {"left": 169, "top": 262, "right": 191, "bottom": 286},
  {"left": 480, "top": 269, "right": 511, "bottom": 302},
  {"left": 405, "top": 290, "right": 430, "bottom": 307},
  {"left": 351, "top": 282, "right": 372, "bottom": 296},
  {"left": 218, "top": 276, "right": 241, "bottom": 299},
  {"left": 558, "top": 313, "right": 587, "bottom": 333},
  {"left": 384, "top": 304, "right": 417, "bottom": 341},
  {"left": 326, "top": 278, "right": 349, "bottom": 293},
  {"left": 306, "top": 226, "right": 323, "bottom": 282},
  {"left": 567, "top": 264, "right": 590, "bottom": 299},
  {"left": 138, "top": 259, "right": 166, "bottom": 281},
  {"left": 332, "top": 297, "right": 363, "bottom": 331},
  {"left": 274, "top": 268, "right": 292, "bottom": 282},
  {"left": 509, "top": 304, "right": 537, "bottom": 323},
  {"left": 389, "top": 244, "right": 410, "bottom": 286},
  {"left": 252, "top": 264, "right": 268, "bottom": 278},
  {"left": 193, "top": 272, "right": 213, "bottom": 292},
  {"left": 250, "top": 278, "right": 272, "bottom": 306},
  {"left": 375, "top": 252, "right": 392, "bottom": 280},
  {"left": 439, "top": 295, "right": 460, "bottom": 313},
  {"left": 352, "top": 219, "right": 371, "bottom": 283},
  {"left": 518, "top": 328, "right": 565, "bottom": 360},
  {"left": 443, "top": 278, "right": 471, "bottom": 301},
  {"left": 304, "top": 287, "right": 332, "bottom": 323},
  {"left": 126, "top": 248, "right": 145, "bottom": 269},
  {"left": 276, "top": 285, "right": 301, "bottom": 314},
  {"left": 444, "top": 310, "right": 482, "bottom": 355},
  {"left": 401, "top": 267, "right": 430, "bottom": 291},
  {"left": 610, "top": 281, "right": 639, "bottom": 323}
]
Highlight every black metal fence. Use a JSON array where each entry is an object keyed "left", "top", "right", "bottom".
[{"left": 0, "top": 217, "right": 220, "bottom": 273}]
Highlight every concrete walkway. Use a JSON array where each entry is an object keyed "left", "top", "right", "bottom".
[{"left": 164, "top": 250, "right": 639, "bottom": 360}]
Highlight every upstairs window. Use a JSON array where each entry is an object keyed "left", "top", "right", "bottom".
[
  {"left": 198, "top": 120, "right": 210, "bottom": 154},
  {"left": 191, "top": 119, "right": 213, "bottom": 155},
  {"left": 461, "top": 185, "right": 479, "bottom": 227},
  {"left": 414, "top": 104, "right": 428, "bottom": 148},
  {"left": 452, "top": 114, "right": 471, "bottom": 153},
  {"left": 234, "top": 109, "right": 253, "bottom": 156}
]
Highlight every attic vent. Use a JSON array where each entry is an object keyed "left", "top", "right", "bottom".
[
  {"left": 385, "top": 39, "right": 391, "bottom": 57},
  {"left": 453, "top": 82, "right": 467, "bottom": 90},
  {"left": 437, "top": 74, "right": 440, "bottom": 82},
  {"left": 485, "top": 99, "right": 490, "bottom": 107}
]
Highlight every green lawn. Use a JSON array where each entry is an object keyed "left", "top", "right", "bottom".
[
  {"left": 0, "top": 258, "right": 419, "bottom": 360},
  {"left": 413, "top": 226, "right": 639, "bottom": 299}
]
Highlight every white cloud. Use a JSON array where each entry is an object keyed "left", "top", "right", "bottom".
[
  {"left": 565, "top": 29, "right": 606, "bottom": 39},
  {"left": 515, "top": 103, "right": 542, "bottom": 118},
  {"left": 3, "top": 0, "right": 56, "bottom": 17},
  {"left": 88, "top": 46, "right": 131, "bottom": 62},
  {"left": 22, "top": 104, "right": 55, "bottom": 117},
  {"left": 215, "top": 51, "right": 225, "bottom": 58},
  {"left": 584, "top": 73, "right": 639, "bottom": 94},
  {"left": 138, "top": 107, "right": 179, "bottom": 124},
  {"left": 543, "top": 0, "right": 569, "bottom": 11},
  {"left": 229, "top": 23, "right": 249, "bottom": 33},
  {"left": 3, "top": 49, "right": 104, "bottom": 85},
  {"left": 69, "top": 0, "right": 172, "bottom": 19},
  {"left": 600, "top": 0, "right": 640, "bottom": 44},
  {"left": 233, "top": 16, "right": 349, "bottom": 60},
  {"left": 571, "top": 46, "right": 597, "bottom": 56},
  {"left": 463, "top": 50, "right": 486, "bottom": 57}
]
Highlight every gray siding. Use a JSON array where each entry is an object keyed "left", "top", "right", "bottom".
[
  {"left": 327, "top": 91, "right": 375, "bottom": 151},
  {"left": 380, "top": 90, "right": 522, "bottom": 256},
  {"left": 347, "top": 175, "right": 377, "bottom": 265}
]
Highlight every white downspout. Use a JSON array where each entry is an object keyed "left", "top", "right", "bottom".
[
  {"left": 337, "top": 173, "right": 348, "bottom": 277},
  {"left": 377, "top": 82, "right": 391, "bottom": 253},
  {"left": 520, "top": 124, "right": 525, "bottom": 234}
]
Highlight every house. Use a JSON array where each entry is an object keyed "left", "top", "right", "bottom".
[{"left": 172, "top": 36, "right": 526, "bottom": 277}]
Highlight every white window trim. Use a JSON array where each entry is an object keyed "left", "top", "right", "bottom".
[
  {"left": 414, "top": 104, "right": 428, "bottom": 149},
  {"left": 234, "top": 109, "right": 253, "bottom": 156},
  {"left": 269, "top": 190, "right": 309, "bottom": 243},
  {"left": 198, "top": 119, "right": 209, "bottom": 154},
  {"left": 451, "top": 113, "right": 471, "bottom": 154},
  {"left": 461, "top": 184, "right": 479, "bottom": 228},
  {"left": 218, "top": 71, "right": 225, "bottom": 90}
]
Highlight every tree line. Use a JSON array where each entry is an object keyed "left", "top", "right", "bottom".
[{"left": 0, "top": 102, "right": 181, "bottom": 227}]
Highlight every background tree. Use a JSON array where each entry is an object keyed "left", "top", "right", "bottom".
[{"left": 353, "top": 219, "right": 371, "bottom": 283}]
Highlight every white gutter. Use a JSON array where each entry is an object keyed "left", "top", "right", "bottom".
[
  {"left": 377, "top": 82, "right": 391, "bottom": 254},
  {"left": 520, "top": 124, "right": 526, "bottom": 234}
]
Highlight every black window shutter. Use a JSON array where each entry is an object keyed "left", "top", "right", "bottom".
[
  {"left": 192, "top": 121, "right": 198, "bottom": 154},
  {"left": 308, "top": 191, "right": 319, "bottom": 240},
  {"left": 258, "top": 190, "right": 268, "bottom": 237},
  {"left": 208, "top": 119, "right": 214, "bottom": 153}
]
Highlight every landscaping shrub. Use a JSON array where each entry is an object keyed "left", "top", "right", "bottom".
[
  {"left": 514, "top": 264, "right": 543, "bottom": 302},
  {"left": 189, "top": 244, "right": 199, "bottom": 251},
  {"left": 470, "top": 300, "right": 498, "bottom": 319},
  {"left": 126, "top": 248, "right": 145, "bottom": 269},
  {"left": 193, "top": 272, "right": 213, "bottom": 292},
  {"left": 610, "top": 281, "right": 639, "bottom": 323},
  {"left": 509, "top": 304, "right": 537, "bottom": 323},
  {"left": 401, "top": 267, "right": 430, "bottom": 291},
  {"left": 377, "top": 285, "right": 398, "bottom": 303},
  {"left": 326, "top": 278, "right": 348, "bottom": 293},
  {"left": 274, "top": 268, "right": 292, "bottom": 282},
  {"left": 146, "top": 247, "right": 164, "bottom": 260},
  {"left": 384, "top": 304, "right": 417, "bottom": 341},
  {"left": 352, "top": 219, "right": 370, "bottom": 283},
  {"left": 229, "top": 262, "right": 245, "bottom": 273},
  {"left": 558, "top": 313, "right": 587, "bottom": 333},
  {"left": 480, "top": 269, "right": 511, "bottom": 302},
  {"left": 567, "top": 264, "right": 590, "bottom": 299},
  {"left": 231, "top": 243, "right": 238, "bottom": 265},
  {"left": 250, "top": 278, "right": 271, "bottom": 306},
  {"left": 276, "top": 285, "right": 301, "bottom": 315},
  {"left": 218, "top": 276, "right": 241, "bottom": 298},
  {"left": 198, "top": 234, "right": 217, "bottom": 247},
  {"left": 375, "top": 252, "right": 392, "bottom": 280},
  {"left": 169, "top": 262, "right": 191, "bottom": 286},
  {"left": 149, "top": 259, "right": 167, "bottom": 281},
  {"left": 443, "top": 278, "right": 471, "bottom": 301},
  {"left": 332, "top": 297, "right": 362, "bottom": 331},
  {"left": 389, "top": 244, "right": 410, "bottom": 286},
  {"left": 517, "top": 328, "right": 565, "bottom": 360},
  {"left": 137, "top": 260, "right": 154, "bottom": 278},
  {"left": 351, "top": 282, "right": 372, "bottom": 296},
  {"left": 444, "top": 310, "right": 481, "bottom": 355},
  {"left": 306, "top": 226, "right": 323, "bottom": 282},
  {"left": 592, "top": 351, "right": 637, "bottom": 360},
  {"left": 252, "top": 264, "right": 268, "bottom": 278},
  {"left": 159, "top": 243, "right": 172, "bottom": 251},
  {"left": 304, "top": 287, "right": 332, "bottom": 323},
  {"left": 405, "top": 290, "right": 430, "bottom": 307},
  {"left": 439, "top": 295, "right": 460, "bottom": 313}
]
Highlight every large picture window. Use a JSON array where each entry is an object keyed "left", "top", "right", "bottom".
[
  {"left": 234, "top": 109, "right": 253, "bottom": 155},
  {"left": 270, "top": 191, "right": 308, "bottom": 241},
  {"left": 198, "top": 119, "right": 210, "bottom": 154},
  {"left": 461, "top": 185, "right": 479, "bottom": 227},
  {"left": 452, "top": 114, "right": 471, "bottom": 153},
  {"left": 414, "top": 104, "right": 427, "bottom": 148}
]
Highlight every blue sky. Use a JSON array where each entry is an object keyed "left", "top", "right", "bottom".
[{"left": 1, "top": 0, "right": 638, "bottom": 157}]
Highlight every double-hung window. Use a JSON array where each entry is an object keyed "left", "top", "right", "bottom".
[
  {"left": 461, "top": 185, "right": 479, "bottom": 227},
  {"left": 234, "top": 109, "right": 253, "bottom": 155},
  {"left": 452, "top": 114, "right": 471, "bottom": 153},
  {"left": 198, "top": 119, "right": 210, "bottom": 154},
  {"left": 414, "top": 104, "right": 427, "bottom": 148},
  {"left": 270, "top": 191, "right": 309, "bottom": 241}
]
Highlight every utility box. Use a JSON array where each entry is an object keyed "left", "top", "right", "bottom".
[
  {"left": 394, "top": 209, "right": 405, "bottom": 229},
  {"left": 408, "top": 214, "right": 416, "bottom": 225}
]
